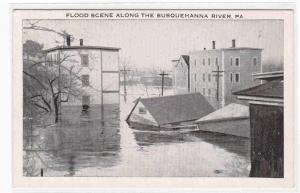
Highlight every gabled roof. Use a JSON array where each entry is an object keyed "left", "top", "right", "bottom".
[
  {"left": 196, "top": 103, "right": 249, "bottom": 123},
  {"left": 43, "top": 45, "right": 120, "bottom": 53},
  {"left": 138, "top": 93, "right": 214, "bottom": 125},
  {"left": 181, "top": 55, "right": 190, "bottom": 66},
  {"left": 233, "top": 80, "right": 283, "bottom": 99}
]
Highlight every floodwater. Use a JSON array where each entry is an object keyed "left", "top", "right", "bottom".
[{"left": 23, "top": 85, "right": 250, "bottom": 177}]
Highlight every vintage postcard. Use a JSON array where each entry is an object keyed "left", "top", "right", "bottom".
[{"left": 12, "top": 4, "right": 294, "bottom": 189}]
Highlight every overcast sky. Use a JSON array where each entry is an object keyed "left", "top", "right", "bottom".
[{"left": 23, "top": 19, "right": 283, "bottom": 71}]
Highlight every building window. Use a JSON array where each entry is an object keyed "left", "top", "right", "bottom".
[
  {"left": 203, "top": 58, "right": 205, "bottom": 66},
  {"left": 215, "top": 57, "right": 218, "bottom": 66},
  {"left": 82, "top": 95, "right": 90, "bottom": 111},
  {"left": 139, "top": 107, "right": 146, "bottom": 114},
  {"left": 194, "top": 60, "right": 197, "bottom": 67},
  {"left": 195, "top": 87, "right": 197, "bottom": 92},
  {"left": 203, "top": 88, "right": 205, "bottom": 95},
  {"left": 235, "top": 57, "right": 240, "bottom": 66},
  {"left": 235, "top": 73, "right": 240, "bottom": 82},
  {"left": 253, "top": 57, "right": 257, "bottom": 66},
  {"left": 208, "top": 73, "right": 211, "bottom": 82},
  {"left": 230, "top": 73, "right": 233, "bottom": 82},
  {"left": 82, "top": 74, "right": 89, "bottom": 86},
  {"left": 81, "top": 54, "right": 89, "bottom": 66},
  {"left": 194, "top": 74, "right": 197, "bottom": 81},
  {"left": 230, "top": 57, "right": 233, "bottom": 66},
  {"left": 203, "top": 73, "right": 205, "bottom": 82},
  {"left": 208, "top": 88, "right": 211, "bottom": 96},
  {"left": 208, "top": 57, "right": 211, "bottom": 65}
]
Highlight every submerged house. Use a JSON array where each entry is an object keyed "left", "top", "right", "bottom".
[
  {"left": 195, "top": 103, "right": 250, "bottom": 138},
  {"left": 234, "top": 71, "right": 283, "bottom": 177},
  {"left": 126, "top": 93, "right": 214, "bottom": 128}
]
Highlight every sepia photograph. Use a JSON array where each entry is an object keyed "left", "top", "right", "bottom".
[
  {"left": 22, "top": 18, "right": 284, "bottom": 178},
  {"left": 10, "top": 7, "right": 295, "bottom": 190}
]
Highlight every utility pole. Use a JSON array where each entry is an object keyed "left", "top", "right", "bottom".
[
  {"left": 159, "top": 71, "right": 169, "bottom": 96},
  {"left": 212, "top": 65, "right": 224, "bottom": 102},
  {"left": 120, "top": 65, "right": 130, "bottom": 102}
]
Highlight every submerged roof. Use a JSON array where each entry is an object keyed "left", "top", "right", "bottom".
[
  {"left": 234, "top": 80, "right": 283, "bottom": 99},
  {"left": 196, "top": 103, "right": 249, "bottom": 123},
  {"left": 43, "top": 45, "right": 121, "bottom": 53},
  {"left": 139, "top": 93, "right": 214, "bottom": 125}
]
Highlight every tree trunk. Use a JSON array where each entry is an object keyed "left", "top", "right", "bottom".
[{"left": 53, "top": 96, "right": 59, "bottom": 123}]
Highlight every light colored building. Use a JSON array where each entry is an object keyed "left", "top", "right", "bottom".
[
  {"left": 126, "top": 93, "right": 214, "bottom": 128},
  {"left": 44, "top": 37, "right": 120, "bottom": 110},
  {"left": 173, "top": 55, "right": 190, "bottom": 94},
  {"left": 189, "top": 39, "right": 262, "bottom": 109}
]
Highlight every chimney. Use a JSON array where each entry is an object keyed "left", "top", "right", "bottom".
[
  {"left": 80, "top": 39, "right": 83, "bottom": 46},
  {"left": 232, "top": 39, "right": 236, "bottom": 48},
  {"left": 66, "top": 35, "right": 71, "bottom": 46},
  {"left": 212, "top": 41, "right": 216, "bottom": 49}
]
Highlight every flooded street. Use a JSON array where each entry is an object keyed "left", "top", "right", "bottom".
[{"left": 23, "top": 85, "right": 250, "bottom": 177}]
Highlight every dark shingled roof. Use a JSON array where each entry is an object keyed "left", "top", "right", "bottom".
[
  {"left": 140, "top": 93, "right": 214, "bottom": 125},
  {"left": 233, "top": 80, "right": 283, "bottom": 99},
  {"left": 181, "top": 55, "right": 190, "bottom": 66}
]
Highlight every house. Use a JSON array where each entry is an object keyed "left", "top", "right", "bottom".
[
  {"left": 195, "top": 103, "right": 250, "bottom": 138},
  {"left": 174, "top": 39, "right": 262, "bottom": 109},
  {"left": 43, "top": 35, "right": 120, "bottom": 111},
  {"left": 126, "top": 93, "right": 214, "bottom": 128},
  {"left": 173, "top": 55, "right": 190, "bottom": 94},
  {"left": 234, "top": 72, "right": 283, "bottom": 177}
]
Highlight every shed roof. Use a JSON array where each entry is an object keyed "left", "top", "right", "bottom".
[
  {"left": 252, "top": 71, "right": 283, "bottom": 81},
  {"left": 139, "top": 93, "right": 214, "bottom": 125},
  {"left": 196, "top": 103, "right": 249, "bottom": 123},
  {"left": 233, "top": 80, "right": 283, "bottom": 99}
]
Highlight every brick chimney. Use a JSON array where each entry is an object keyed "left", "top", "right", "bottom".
[
  {"left": 66, "top": 35, "right": 71, "bottom": 46},
  {"left": 80, "top": 39, "right": 83, "bottom": 46},
  {"left": 212, "top": 41, "right": 216, "bottom": 49},
  {"left": 232, "top": 39, "right": 236, "bottom": 48}
]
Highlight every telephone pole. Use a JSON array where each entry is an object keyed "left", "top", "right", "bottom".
[
  {"left": 120, "top": 66, "right": 130, "bottom": 102},
  {"left": 212, "top": 66, "right": 224, "bottom": 102},
  {"left": 159, "top": 71, "right": 169, "bottom": 96}
]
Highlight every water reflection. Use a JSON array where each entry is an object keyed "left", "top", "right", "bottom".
[
  {"left": 131, "top": 126, "right": 249, "bottom": 158},
  {"left": 23, "top": 104, "right": 121, "bottom": 176}
]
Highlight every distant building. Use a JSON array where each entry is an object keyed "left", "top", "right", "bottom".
[
  {"left": 234, "top": 71, "right": 283, "bottom": 177},
  {"left": 126, "top": 93, "right": 214, "bottom": 128},
  {"left": 140, "top": 76, "right": 172, "bottom": 87},
  {"left": 173, "top": 55, "right": 190, "bottom": 94},
  {"left": 43, "top": 36, "right": 120, "bottom": 111},
  {"left": 196, "top": 103, "right": 250, "bottom": 138},
  {"left": 173, "top": 39, "right": 262, "bottom": 109}
]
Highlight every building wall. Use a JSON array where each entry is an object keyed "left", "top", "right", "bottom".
[
  {"left": 189, "top": 50, "right": 223, "bottom": 109},
  {"left": 174, "top": 58, "right": 189, "bottom": 94},
  {"left": 128, "top": 102, "right": 158, "bottom": 126},
  {"left": 197, "top": 118, "right": 250, "bottom": 138},
  {"left": 45, "top": 48, "right": 119, "bottom": 107},
  {"left": 189, "top": 49, "right": 261, "bottom": 109},
  {"left": 249, "top": 104, "right": 283, "bottom": 177},
  {"left": 223, "top": 49, "right": 262, "bottom": 106}
]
